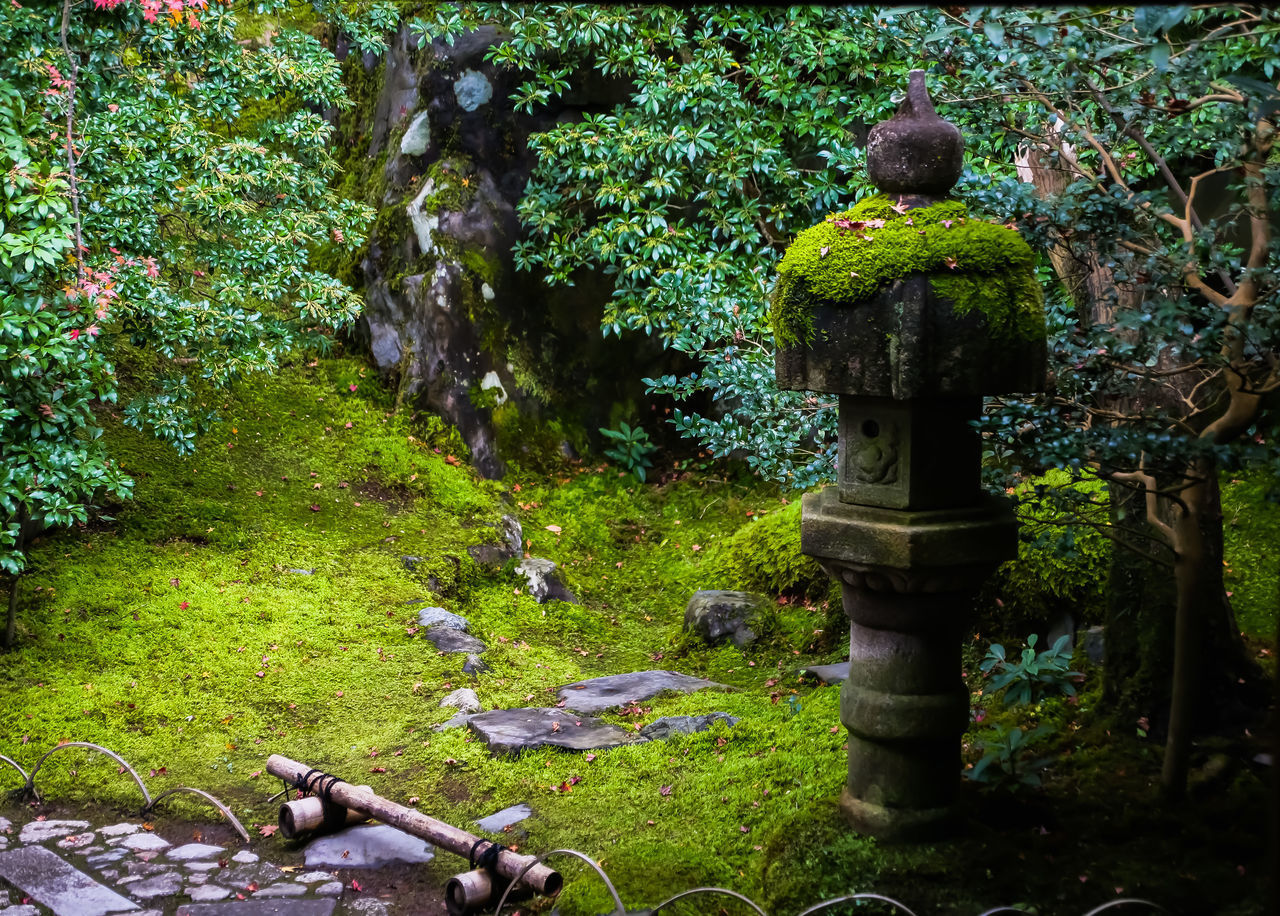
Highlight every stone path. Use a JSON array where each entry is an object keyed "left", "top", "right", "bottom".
[{"left": 0, "top": 815, "right": 396, "bottom": 916}]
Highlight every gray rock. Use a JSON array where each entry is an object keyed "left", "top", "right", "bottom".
[
  {"left": 439, "top": 687, "right": 481, "bottom": 713},
  {"left": 453, "top": 69, "right": 493, "bottom": 111},
  {"left": 1081, "top": 626, "right": 1105, "bottom": 665},
  {"left": 55, "top": 832, "right": 96, "bottom": 850},
  {"left": 175, "top": 900, "right": 336, "bottom": 916},
  {"left": 800, "top": 662, "right": 849, "bottom": 684},
  {"left": 474, "top": 804, "right": 531, "bottom": 833},
  {"left": 556, "top": 670, "right": 728, "bottom": 715},
  {"left": 114, "top": 834, "right": 170, "bottom": 853},
  {"left": 186, "top": 885, "right": 230, "bottom": 902},
  {"left": 18, "top": 819, "right": 91, "bottom": 845},
  {"left": 0, "top": 845, "right": 140, "bottom": 914},
  {"left": 422, "top": 627, "right": 487, "bottom": 655},
  {"left": 166, "top": 844, "right": 225, "bottom": 863},
  {"left": 0, "top": 906, "right": 39, "bottom": 916},
  {"left": 463, "top": 654, "right": 490, "bottom": 676},
  {"left": 303, "top": 824, "right": 433, "bottom": 869},
  {"left": 515, "top": 558, "right": 577, "bottom": 604},
  {"left": 416, "top": 607, "right": 469, "bottom": 631},
  {"left": 315, "top": 882, "right": 344, "bottom": 898},
  {"left": 684, "top": 590, "right": 769, "bottom": 648},
  {"left": 295, "top": 872, "right": 335, "bottom": 885},
  {"left": 401, "top": 555, "right": 423, "bottom": 572},
  {"left": 468, "top": 515, "right": 523, "bottom": 566},
  {"left": 639, "top": 713, "right": 740, "bottom": 741},
  {"left": 185, "top": 873, "right": 207, "bottom": 885},
  {"left": 128, "top": 871, "right": 184, "bottom": 899},
  {"left": 0, "top": 817, "right": 9, "bottom": 832},
  {"left": 230, "top": 851, "right": 258, "bottom": 864},
  {"left": 347, "top": 898, "right": 390, "bottom": 916},
  {"left": 434, "top": 712, "right": 474, "bottom": 732},
  {"left": 182, "top": 862, "right": 220, "bottom": 872},
  {"left": 399, "top": 110, "right": 431, "bottom": 157},
  {"left": 253, "top": 884, "right": 307, "bottom": 899},
  {"left": 98, "top": 824, "right": 138, "bottom": 838},
  {"left": 284, "top": 568, "right": 315, "bottom": 576},
  {"left": 467, "top": 708, "right": 638, "bottom": 755}
]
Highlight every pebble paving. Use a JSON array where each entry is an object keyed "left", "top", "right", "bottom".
[{"left": 0, "top": 813, "right": 402, "bottom": 915}]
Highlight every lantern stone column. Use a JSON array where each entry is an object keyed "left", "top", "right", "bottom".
[{"left": 772, "top": 71, "right": 1047, "bottom": 839}]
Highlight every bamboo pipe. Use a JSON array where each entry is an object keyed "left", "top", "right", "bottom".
[
  {"left": 445, "top": 868, "right": 534, "bottom": 916},
  {"left": 266, "top": 755, "right": 561, "bottom": 897},
  {"left": 279, "top": 787, "right": 371, "bottom": 839}
]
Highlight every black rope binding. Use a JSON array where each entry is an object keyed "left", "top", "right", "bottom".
[
  {"left": 469, "top": 839, "right": 508, "bottom": 871},
  {"left": 299, "top": 767, "right": 344, "bottom": 802}
]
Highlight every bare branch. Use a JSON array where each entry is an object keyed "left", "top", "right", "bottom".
[{"left": 1109, "top": 465, "right": 1175, "bottom": 543}]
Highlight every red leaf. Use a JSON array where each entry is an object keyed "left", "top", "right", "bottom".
[
  {"left": 351, "top": 879, "right": 363, "bottom": 892},
  {"left": 659, "top": 785, "right": 672, "bottom": 796},
  {"left": 258, "top": 825, "right": 278, "bottom": 837}
]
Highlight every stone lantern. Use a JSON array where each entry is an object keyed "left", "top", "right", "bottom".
[{"left": 772, "top": 71, "right": 1047, "bottom": 839}]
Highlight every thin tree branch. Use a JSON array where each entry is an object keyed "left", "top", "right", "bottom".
[{"left": 59, "top": 0, "right": 83, "bottom": 283}]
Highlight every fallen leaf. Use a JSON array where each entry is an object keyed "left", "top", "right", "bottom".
[
  {"left": 545, "top": 524, "right": 562, "bottom": 534},
  {"left": 660, "top": 785, "right": 672, "bottom": 796},
  {"left": 258, "top": 825, "right": 277, "bottom": 837},
  {"left": 247, "top": 882, "right": 259, "bottom": 892},
  {"left": 585, "top": 753, "right": 597, "bottom": 762},
  {"left": 351, "top": 879, "right": 363, "bottom": 892},
  {"left": 370, "top": 766, "right": 387, "bottom": 773}
]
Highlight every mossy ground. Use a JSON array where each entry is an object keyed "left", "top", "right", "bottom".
[{"left": 1, "top": 355, "right": 1273, "bottom": 915}]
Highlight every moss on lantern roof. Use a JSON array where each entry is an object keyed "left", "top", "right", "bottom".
[{"left": 770, "top": 194, "right": 1045, "bottom": 348}]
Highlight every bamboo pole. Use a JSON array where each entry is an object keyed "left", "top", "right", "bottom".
[{"left": 266, "top": 755, "right": 561, "bottom": 897}]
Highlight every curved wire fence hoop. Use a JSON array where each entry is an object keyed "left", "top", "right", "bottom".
[
  {"left": 796, "top": 892, "right": 923, "bottom": 916},
  {"left": 0, "top": 754, "right": 30, "bottom": 787},
  {"left": 1079, "top": 901, "right": 1169, "bottom": 915},
  {"left": 493, "top": 848, "right": 624, "bottom": 916},
  {"left": 975, "top": 908, "right": 1037, "bottom": 916},
  {"left": 144, "top": 786, "right": 250, "bottom": 843},
  {"left": 651, "top": 886, "right": 770, "bottom": 915},
  {"left": 26, "top": 742, "right": 151, "bottom": 808}
]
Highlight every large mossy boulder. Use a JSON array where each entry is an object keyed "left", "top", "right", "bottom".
[
  {"left": 684, "top": 590, "right": 771, "bottom": 648},
  {"left": 703, "top": 499, "right": 832, "bottom": 601}
]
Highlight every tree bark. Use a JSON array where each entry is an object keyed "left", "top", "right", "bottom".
[{"left": 3, "top": 506, "right": 27, "bottom": 650}]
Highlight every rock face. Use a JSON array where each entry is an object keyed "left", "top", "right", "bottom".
[
  {"left": 639, "top": 713, "right": 739, "bottom": 741},
  {"left": 683, "top": 590, "right": 769, "bottom": 648},
  {"left": 346, "top": 25, "right": 689, "bottom": 477},
  {"left": 303, "top": 824, "right": 434, "bottom": 869},
  {"left": 422, "top": 627, "right": 488, "bottom": 655},
  {"left": 516, "top": 558, "right": 577, "bottom": 604},
  {"left": 557, "top": 671, "right": 728, "bottom": 715},
  {"left": 468, "top": 514, "right": 522, "bottom": 567},
  {"left": 416, "top": 606, "right": 470, "bottom": 631}
]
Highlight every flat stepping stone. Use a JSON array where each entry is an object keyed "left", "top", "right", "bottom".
[
  {"left": 231, "top": 851, "right": 258, "bottom": 864},
  {"left": 639, "top": 713, "right": 739, "bottom": 741},
  {"left": 176, "top": 901, "right": 336, "bottom": 916},
  {"left": 294, "top": 872, "right": 335, "bottom": 884},
  {"left": 315, "top": 881, "right": 344, "bottom": 897},
  {"left": 19, "top": 820, "right": 91, "bottom": 845},
  {"left": 166, "top": 844, "right": 225, "bottom": 862},
  {"left": 474, "top": 804, "right": 531, "bottom": 833},
  {"left": 422, "top": 627, "right": 488, "bottom": 654},
  {"left": 417, "top": 607, "right": 469, "bottom": 631},
  {"left": 112, "top": 834, "right": 170, "bottom": 853},
  {"left": 0, "top": 845, "right": 140, "bottom": 915},
  {"left": 799, "top": 662, "right": 849, "bottom": 684},
  {"left": 127, "top": 871, "right": 184, "bottom": 899},
  {"left": 252, "top": 884, "right": 306, "bottom": 898},
  {"left": 467, "top": 708, "right": 638, "bottom": 754},
  {"left": 186, "top": 885, "right": 230, "bottom": 902},
  {"left": 556, "top": 670, "right": 727, "bottom": 715},
  {"left": 303, "top": 824, "right": 433, "bottom": 868},
  {"left": 98, "top": 825, "right": 138, "bottom": 838}
]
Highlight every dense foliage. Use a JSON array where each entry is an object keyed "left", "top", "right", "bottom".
[{"left": 0, "top": 0, "right": 392, "bottom": 584}]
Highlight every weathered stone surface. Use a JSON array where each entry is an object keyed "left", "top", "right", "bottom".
[
  {"left": 800, "top": 662, "right": 850, "bottom": 684},
  {"left": 557, "top": 670, "right": 728, "bottom": 715},
  {"left": 0, "top": 817, "right": 10, "bottom": 832},
  {"left": 434, "top": 712, "right": 474, "bottom": 732},
  {"left": 315, "top": 882, "right": 344, "bottom": 898},
  {"left": 284, "top": 568, "right": 315, "bottom": 576},
  {"left": 468, "top": 514, "right": 522, "bottom": 566},
  {"left": 230, "top": 851, "right": 258, "bottom": 864},
  {"left": 18, "top": 820, "right": 91, "bottom": 845},
  {"left": 683, "top": 591, "right": 768, "bottom": 648},
  {"left": 639, "top": 713, "right": 739, "bottom": 741},
  {"left": 176, "top": 900, "right": 335, "bottom": 916},
  {"left": 183, "top": 862, "right": 219, "bottom": 872},
  {"left": 422, "top": 627, "right": 487, "bottom": 654},
  {"left": 453, "top": 69, "right": 493, "bottom": 111},
  {"left": 55, "top": 832, "right": 96, "bottom": 851},
  {"left": 97, "top": 824, "right": 138, "bottom": 838},
  {"left": 128, "top": 872, "right": 184, "bottom": 899},
  {"left": 113, "top": 834, "right": 170, "bottom": 853},
  {"left": 399, "top": 110, "right": 432, "bottom": 157},
  {"left": 303, "top": 825, "right": 433, "bottom": 869},
  {"left": 1081, "top": 626, "right": 1106, "bottom": 665},
  {"left": 0, "top": 845, "right": 140, "bottom": 915},
  {"left": 295, "top": 871, "right": 335, "bottom": 885},
  {"left": 86, "top": 850, "right": 129, "bottom": 869},
  {"left": 440, "top": 687, "right": 481, "bottom": 713},
  {"left": 474, "top": 804, "right": 531, "bottom": 833},
  {"left": 0, "top": 905, "right": 39, "bottom": 916},
  {"left": 417, "top": 606, "right": 470, "bottom": 631},
  {"left": 467, "top": 708, "right": 637, "bottom": 755},
  {"left": 186, "top": 885, "right": 230, "bottom": 902},
  {"left": 463, "top": 653, "right": 490, "bottom": 675},
  {"left": 402, "top": 555, "right": 423, "bottom": 572},
  {"left": 166, "top": 844, "right": 224, "bottom": 862},
  {"left": 515, "top": 558, "right": 577, "bottom": 604},
  {"left": 866, "top": 70, "right": 964, "bottom": 197},
  {"left": 253, "top": 884, "right": 307, "bottom": 898},
  {"left": 347, "top": 897, "right": 390, "bottom": 916}
]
